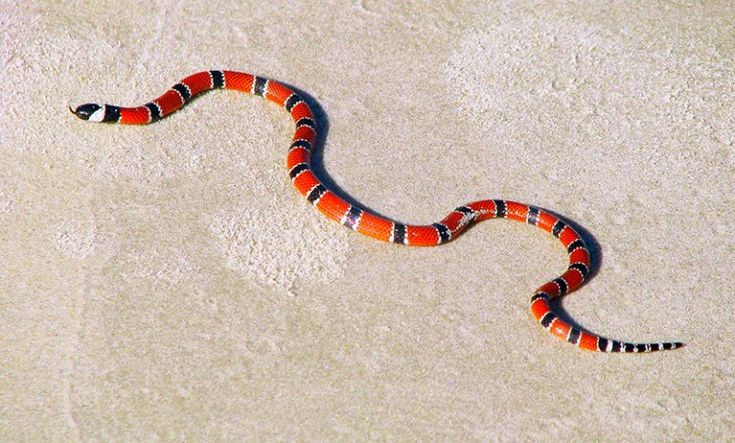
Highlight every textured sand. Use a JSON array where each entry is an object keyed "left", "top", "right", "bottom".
[{"left": 1, "top": 1, "right": 734, "bottom": 440}]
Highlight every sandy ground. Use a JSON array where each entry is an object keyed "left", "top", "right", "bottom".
[{"left": 1, "top": 0, "right": 734, "bottom": 440}]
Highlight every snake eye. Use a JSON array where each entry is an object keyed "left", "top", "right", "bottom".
[{"left": 72, "top": 103, "right": 102, "bottom": 121}]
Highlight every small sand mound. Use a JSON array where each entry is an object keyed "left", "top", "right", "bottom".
[{"left": 209, "top": 188, "right": 351, "bottom": 294}]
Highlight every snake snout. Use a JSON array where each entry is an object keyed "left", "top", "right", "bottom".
[{"left": 71, "top": 103, "right": 103, "bottom": 121}]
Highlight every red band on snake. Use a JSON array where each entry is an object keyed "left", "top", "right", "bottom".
[{"left": 72, "top": 70, "right": 683, "bottom": 353}]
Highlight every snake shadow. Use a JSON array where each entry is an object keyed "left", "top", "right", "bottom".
[
  {"left": 288, "top": 83, "right": 605, "bottom": 334},
  {"left": 287, "top": 84, "right": 400, "bottom": 220}
]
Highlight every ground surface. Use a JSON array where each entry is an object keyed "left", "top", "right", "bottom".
[{"left": 1, "top": 1, "right": 734, "bottom": 441}]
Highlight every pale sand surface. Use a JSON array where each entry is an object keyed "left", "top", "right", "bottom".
[{"left": 1, "top": 1, "right": 734, "bottom": 440}]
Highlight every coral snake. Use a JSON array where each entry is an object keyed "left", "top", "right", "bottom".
[{"left": 72, "top": 70, "right": 683, "bottom": 353}]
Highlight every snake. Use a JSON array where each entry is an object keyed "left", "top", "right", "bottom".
[{"left": 71, "top": 70, "right": 683, "bottom": 353}]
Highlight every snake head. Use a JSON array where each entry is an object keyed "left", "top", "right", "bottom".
[{"left": 70, "top": 103, "right": 105, "bottom": 122}]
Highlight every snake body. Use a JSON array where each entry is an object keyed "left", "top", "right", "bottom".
[{"left": 72, "top": 70, "right": 683, "bottom": 352}]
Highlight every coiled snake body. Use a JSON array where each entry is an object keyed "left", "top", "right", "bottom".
[{"left": 72, "top": 70, "right": 683, "bottom": 353}]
